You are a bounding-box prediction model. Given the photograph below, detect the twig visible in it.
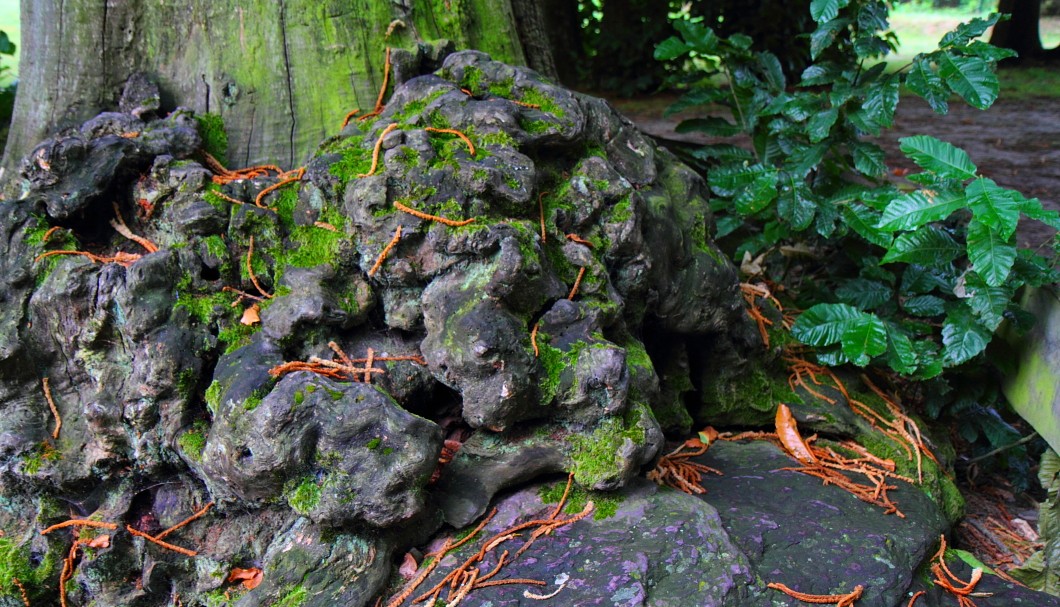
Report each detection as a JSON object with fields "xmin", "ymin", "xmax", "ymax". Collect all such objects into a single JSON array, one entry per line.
[
  {"xmin": 424, "ymin": 127, "xmax": 475, "ymax": 156},
  {"xmin": 967, "ymin": 431, "xmax": 1040, "ymax": 465},
  {"xmin": 155, "ymin": 502, "xmax": 214, "ymax": 540},
  {"xmin": 246, "ymin": 235, "xmax": 273, "ymax": 300},
  {"xmin": 368, "ymin": 225, "xmax": 402, "ymax": 277},
  {"xmin": 567, "ymin": 267, "xmax": 587, "ymax": 300},
  {"xmin": 360, "ymin": 123, "xmax": 399, "ymax": 177},
  {"xmin": 125, "ymin": 525, "xmax": 198, "ymax": 557},
  {"xmin": 393, "ymin": 200, "xmax": 475, "ymax": 227},
  {"xmin": 40, "ymin": 520, "xmax": 118, "ymax": 535},
  {"xmin": 42, "ymin": 378, "xmax": 61, "ymax": 439}
]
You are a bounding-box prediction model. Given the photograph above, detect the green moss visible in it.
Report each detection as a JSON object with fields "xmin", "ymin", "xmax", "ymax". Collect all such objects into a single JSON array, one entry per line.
[
  {"xmin": 460, "ymin": 66, "xmax": 484, "ymax": 92},
  {"xmin": 205, "ymin": 380, "xmax": 223, "ymax": 416},
  {"xmin": 518, "ymin": 116, "xmax": 553, "ymax": 136},
  {"xmin": 176, "ymin": 368, "xmax": 198, "ymax": 400},
  {"xmin": 477, "ymin": 130, "xmax": 518, "ymax": 148},
  {"xmin": 25, "ymin": 217, "xmax": 81, "ymax": 288},
  {"xmin": 366, "ymin": 437, "xmax": 382, "ymax": 450},
  {"xmin": 218, "ymin": 323, "xmax": 257, "ymax": 356},
  {"xmin": 569, "ymin": 404, "xmax": 648, "ymax": 487},
  {"xmin": 487, "ymin": 77, "xmax": 515, "ymax": 98},
  {"xmin": 0, "ymin": 535, "xmax": 60, "ymax": 601},
  {"xmin": 177, "ymin": 421, "xmax": 208, "ymax": 461},
  {"xmin": 293, "ymin": 390, "xmax": 305, "ymax": 406},
  {"xmin": 699, "ymin": 366, "xmax": 801, "ymax": 425},
  {"xmin": 195, "ymin": 113, "xmax": 229, "ymax": 164},
  {"xmin": 21, "ymin": 443, "xmax": 60, "ymax": 475},
  {"xmin": 609, "ymin": 194, "xmax": 634, "ymax": 224},
  {"xmin": 325, "ymin": 135, "xmax": 372, "ymax": 188},
  {"xmin": 243, "ymin": 395, "xmax": 263, "ymax": 412},
  {"xmin": 286, "ymin": 477, "xmax": 322, "ymax": 515},
  {"xmin": 520, "ymin": 88, "xmax": 566, "ymax": 118},
  {"xmin": 538, "ymin": 482, "xmax": 622, "ymax": 520},
  {"xmin": 275, "ymin": 584, "xmax": 308, "ymax": 607}
]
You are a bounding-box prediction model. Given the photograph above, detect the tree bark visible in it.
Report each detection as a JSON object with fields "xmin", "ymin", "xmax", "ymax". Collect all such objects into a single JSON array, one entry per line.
[
  {"xmin": 3, "ymin": 0, "xmax": 549, "ymax": 174},
  {"xmin": 990, "ymin": 0, "xmax": 1047, "ymax": 59}
]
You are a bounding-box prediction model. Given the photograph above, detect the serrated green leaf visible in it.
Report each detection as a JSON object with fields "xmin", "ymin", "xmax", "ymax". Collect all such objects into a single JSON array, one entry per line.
[
  {"xmin": 941, "ymin": 305, "xmax": 992, "ymax": 366},
  {"xmin": 937, "ymin": 53, "xmax": 999, "ymax": 110},
  {"xmin": 902, "ymin": 294, "xmax": 946, "ymax": 317},
  {"xmin": 886, "ymin": 326, "xmax": 919, "ymax": 375},
  {"xmin": 860, "ymin": 74, "xmax": 900, "ymax": 130},
  {"xmin": 905, "ymin": 55, "xmax": 950, "ymax": 114},
  {"xmin": 877, "ymin": 190, "xmax": 967, "ymax": 232},
  {"xmin": 815, "ymin": 197, "xmax": 840, "ymax": 238},
  {"xmin": 810, "ymin": 18, "xmax": 850, "ymax": 59},
  {"xmin": 654, "ymin": 37, "xmax": 691, "ymax": 61},
  {"xmin": 966, "ymin": 219, "xmax": 1017, "ymax": 287},
  {"xmin": 966, "ymin": 177, "xmax": 1020, "ymax": 239},
  {"xmin": 777, "ymin": 178, "xmax": 817, "ymax": 231},
  {"xmin": 785, "ymin": 142, "xmax": 828, "ymax": 177},
  {"xmin": 962, "ymin": 40, "xmax": 1018, "ymax": 62},
  {"xmin": 850, "ymin": 141, "xmax": 887, "ymax": 178},
  {"xmin": 840, "ymin": 314, "xmax": 889, "ymax": 366},
  {"xmin": 962, "ymin": 272, "xmax": 1013, "ymax": 331},
  {"xmin": 1018, "ymin": 197, "xmax": 1060, "ymax": 229},
  {"xmin": 758, "ymin": 52, "xmax": 786, "ymax": 91},
  {"xmin": 676, "ymin": 117, "xmax": 743, "ymax": 137},
  {"xmin": 806, "ymin": 107, "xmax": 839, "ymax": 143},
  {"xmin": 841, "ymin": 203, "xmax": 892, "ymax": 248},
  {"xmin": 939, "ymin": 14, "xmax": 1003, "ymax": 48},
  {"xmin": 810, "ymin": 0, "xmax": 850, "ymax": 23},
  {"xmin": 674, "ymin": 20, "xmax": 719, "ymax": 53},
  {"xmin": 791, "ymin": 303, "xmax": 866, "ymax": 347},
  {"xmin": 801, "ymin": 63, "xmax": 839, "ymax": 86},
  {"xmin": 714, "ymin": 215, "xmax": 744, "ymax": 239},
  {"xmin": 836, "ymin": 278, "xmax": 891, "ymax": 309},
  {"xmin": 709, "ymin": 164, "xmax": 778, "ymax": 215},
  {"xmin": 691, "ymin": 144, "xmax": 755, "ymax": 162},
  {"xmin": 899, "ymin": 135, "xmax": 977, "ymax": 180},
  {"xmin": 881, "ymin": 225, "xmax": 962, "ymax": 266}
]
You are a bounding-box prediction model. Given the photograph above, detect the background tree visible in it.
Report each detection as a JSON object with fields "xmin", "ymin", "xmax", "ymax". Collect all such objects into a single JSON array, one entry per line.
[
  {"xmin": 990, "ymin": 0, "xmax": 1060, "ymax": 59},
  {"xmin": 1, "ymin": 0, "xmax": 559, "ymax": 174}
]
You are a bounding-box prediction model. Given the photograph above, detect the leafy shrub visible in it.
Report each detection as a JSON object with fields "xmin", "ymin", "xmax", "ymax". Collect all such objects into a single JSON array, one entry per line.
[{"xmin": 657, "ymin": 1, "xmax": 1058, "ymax": 479}]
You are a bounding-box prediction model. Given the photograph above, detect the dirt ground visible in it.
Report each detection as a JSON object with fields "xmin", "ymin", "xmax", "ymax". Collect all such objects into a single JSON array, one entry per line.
[{"xmin": 611, "ymin": 94, "xmax": 1060, "ymax": 249}]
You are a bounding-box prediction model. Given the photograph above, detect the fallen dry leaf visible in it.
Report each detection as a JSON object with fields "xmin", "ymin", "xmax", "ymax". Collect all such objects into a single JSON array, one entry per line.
[
  {"xmin": 398, "ymin": 552, "xmax": 418, "ymax": 579},
  {"xmin": 84, "ymin": 534, "xmax": 111, "ymax": 549},
  {"xmin": 227, "ymin": 567, "xmax": 263, "ymax": 590},
  {"xmin": 240, "ymin": 304, "xmax": 261, "ymax": 326}
]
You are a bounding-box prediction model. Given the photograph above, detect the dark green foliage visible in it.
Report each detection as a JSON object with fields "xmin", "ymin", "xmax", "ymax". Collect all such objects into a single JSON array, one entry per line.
[
  {"xmin": 657, "ymin": 3, "xmax": 1058, "ymax": 478},
  {"xmin": 0, "ymin": 31, "xmax": 16, "ymax": 151}
]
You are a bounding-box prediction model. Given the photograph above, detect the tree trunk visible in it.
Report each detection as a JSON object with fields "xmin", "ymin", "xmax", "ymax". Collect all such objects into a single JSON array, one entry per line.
[
  {"xmin": 990, "ymin": 0, "xmax": 1046, "ymax": 59},
  {"xmin": 3, "ymin": 0, "xmax": 549, "ymax": 175}
]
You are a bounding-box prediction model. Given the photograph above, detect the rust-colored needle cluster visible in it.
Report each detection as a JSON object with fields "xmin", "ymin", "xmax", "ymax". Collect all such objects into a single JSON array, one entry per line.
[
  {"xmin": 269, "ymin": 342, "xmax": 425, "ymax": 384},
  {"xmin": 647, "ymin": 436, "xmax": 723, "ymax": 495}
]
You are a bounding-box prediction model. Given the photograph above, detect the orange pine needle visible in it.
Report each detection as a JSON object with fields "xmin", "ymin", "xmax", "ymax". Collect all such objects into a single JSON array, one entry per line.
[
  {"xmin": 34, "ymin": 250, "xmax": 141, "ymax": 267},
  {"xmin": 907, "ymin": 590, "xmax": 925, "ymax": 606},
  {"xmin": 368, "ymin": 225, "xmax": 402, "ymax": 276},
  {"xmin": 767, "ymin": 582, "xmax": 864, "ymax": 606},
  {"xmin": 11, "ymin": 577, "xmax": 28, "ymax": 607},
  {"xmin": 207, "ymin": 188, "xmax": 246, "ymax": 205},
  {"xmin": 360, "ymin": 123, "xmax": 399, "ymax": 178},
  {"xmin": 341, "ymin": 109, "xmax": 361, "ymax": 129},
  {"xmin": 565, "ymin": 233, "xmax": 593, "ymax": 247},
  {"xmin": 530, "ymin": 322, "xmax": 540, "ymax": 357},
  {"xmin": 567, "ymin": 267, "xmax": 587, "ymax": 300},
  {"xmin": 424, "ymin": 127, "xmax": 475, "ymax": 156},
  {"xmin": 358, "ymin": 47, "xmax": 392, "ymax": 121},
  {"xmin": 40, "ymin": 519, "xmax": 118, "ymax": 535},
  {"xmin": 393, "ymin": 200, "xmax": 475, "ymax": 227},
  {"xmin": 110, "ymin": 202, "xmax": 159, "ymax": 253},
  {"xmin": 125, "ymin": 525, "xmax": 197, "ymax": 557},
  {"xmin": 42, "ymin": 226, "xmax": 62, "ymax": 242},
  {"xmin": 255, "ymin": 167, "xmax": 305, "ymax": 208},
  {"xmin": 42, "ymin": 377, "xmax": 61, "ymax": 439},
  {"xmin": 246, "ymin": 235, "xmax": 273, "ymax": 300},
  {"xmin": 155, "ymin": 502, "xmax": 215, "ymax": 540},
  {"xmin": 538, "ymin": 192, "xmax": 549, "ymax": 242}
]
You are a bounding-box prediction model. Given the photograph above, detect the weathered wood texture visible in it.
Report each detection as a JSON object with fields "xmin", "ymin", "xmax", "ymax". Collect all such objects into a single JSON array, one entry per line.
[{"xmin": 4, "ymin": 0, "xmax": 543, "ymax": 173}]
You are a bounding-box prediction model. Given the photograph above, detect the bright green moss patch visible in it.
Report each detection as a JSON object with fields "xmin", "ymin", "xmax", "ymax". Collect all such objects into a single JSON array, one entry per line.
[
  {"xmin": 25, "ymin": 218, "xmax": 80, "ymax": 287},
  {"xmin": 538, "ymin": 481, "xmax": 621, "ymax": 520},
  {"xmin": 274, "ymin": 584, "xmax": 308, "ymax": 607},
  {"xmin": 0, "ymin": 535, "xmax": 60, "ymax": 601},
  {"xmin": 283, "ymin": 224, "xmax": 344, "ymax": 269},
  {"xmin": 177, "ymin": 421, "xmax": 208, "ymax": 461},
  {"xmin": 569, "ymin": 404, "xmax": 648, "ymax": 487},
  {"xmin": 459, "ymin": 66, "xmax": 484, "ymax": 92},
  {"xmin": 488, "ymin": 77, "xmax": 515, "ymax": 98},
  {"xmin": 324, "ymin": 135, "xmax": 372, "ymax": 188},
  {"xmin": 195, "ymin": 113, "xmax": 229, "ymax": 165},
  {"xmin": 205, "ymin": 380, "xmax": 223, "ymax": 416},
  {"xmin": 21, "ymin": 442, "xmax": 60, "ymax": 475},
  {"xmin": 366, "ymin": 437, "xmax": 382, "ymax": 450},
  {"xmin": 286, "ymin": 477, "xmax": 322, "ymax": 515}
]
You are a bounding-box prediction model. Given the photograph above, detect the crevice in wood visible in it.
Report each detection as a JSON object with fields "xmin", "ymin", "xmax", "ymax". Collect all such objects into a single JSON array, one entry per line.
[{"xmin": 278, "ymin": 0, "xmax": 297, "ymax": 168}]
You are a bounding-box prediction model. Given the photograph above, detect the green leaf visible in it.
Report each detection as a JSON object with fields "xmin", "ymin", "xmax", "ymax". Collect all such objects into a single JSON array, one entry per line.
[
  {"xmin": 785, "ymin": 142, "xmax": 828, "ymax": 177},
  {"xmin": 801, "ymin": 63, "xmax": 839, "ymax": 86},
  {"xmin": 841, "ymin": 314, "xmax": 889, "ymax": 366},
  {"xmin": 810, "ymin": 18, "xmax": 851, "ymax": 59},
  {"xmin": 810, "ymin": 0, "xmax": 850, "ymax": 23},
  {"xmin": 966, "ymin": 219, "xmax": 1017, "ymax": 287},
  {"xmin": 758, "ymin": 52, "xmax": 786, "ymax": 91},
  {"xmin": 676, "ymin": 117, "xmax": 743, "ymax": 137},
  {"xmin": 885, "ymin": 326, "xmax": 919, "ymax": 375},
  {"xmin": 898, "ymin": 135, "xmax": 977, "ymax": 181},
  {"xmin": 966, "ymin": 177, "xmax": 1020, "ymax": 240},
  {"xmin": 836, "ymin": 278, "xmax": 891, "ymax": 309},
  {"xmin": 709, "ymin": 164, "xmax": 778, "ymax": 215},
  {"xmin": 841, "ymin": 203, "xmax": 892, "ymax": 248},
  {"xmin": 877, "ymin": 190, "xmax": 967, "ymax": 232},
  {"xmin": 714, "ymin": 215, "xmax": 744, "ymax": 239},
  {"xmin": 665, "ymin": 88, "xmax": 728, "ymax": 116},
  {"xmin": 1017, "ymin": 197, "xmax": 1060, "ymax": 230},
  {"xmin": 902, "ymin": 264, "xmax": 957, "ymax": 294},
  {"xmin": 691, "ymin": 144, "xmax": 755, "ymax": 162},
  {"xmin": 905, "ymin": 56, "xmax": 950, "ymax": 114},
  {"xmin": 777, "ymin": 178, "xmax": 817, "ymax": 231},
  {"xmin": 881, "ymin": 225, "xmax": 962, "ymax": 266},
  {"xmin": 941, "ymin": 305, "xmax": 991, "ymax": 366},
  {"xmin": 806, "ymin": 107, "xmax": 838, "ymax": 143},
  {"xmin": 791, "ymin": 303, "xmax": 865, "ymax": 347},
  {"xmin": 962, "ymin": 40, "xmax": 1018, "ymax": 62},
  {"xmin": 939, "ymin": 14, "xmax": 1003, "ymax": 48},
  {"xmin": 654, "ymin": 37, "xmax": 691, "ymax": 61},
  {"xmin": 962, "ymin": 272, "xmax": 1013, "ymax": 331},
  {"xmin": 902, "ymin": 294, "xmax": 946, "ymax": 317},
  {"xmin": 674, "ymin": 20, "xmax": 719, "ymax": 53},
  {"xmin": 816, "ymin": 345, "xmax": 852, "ymax": 367},
  {"xmin": 937, "ymin": 53, "xmax": 999, "ymax": 110},
  {"xmin": 859, "ymin": 74, "xmax": 900, "ymax": 130},
  {"xmin": 850, "ymin": 141, "xmax": 887, "ymax": 178},
  {"xmin": 728, "ymin": 34, "xmax": 754, "ymax": 50}
]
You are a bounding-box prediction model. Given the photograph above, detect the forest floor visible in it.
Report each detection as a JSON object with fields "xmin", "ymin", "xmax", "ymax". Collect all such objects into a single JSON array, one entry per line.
[{"xmin": 611, "ymin": 88, "xmax": 1059, "ymax": 577}]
